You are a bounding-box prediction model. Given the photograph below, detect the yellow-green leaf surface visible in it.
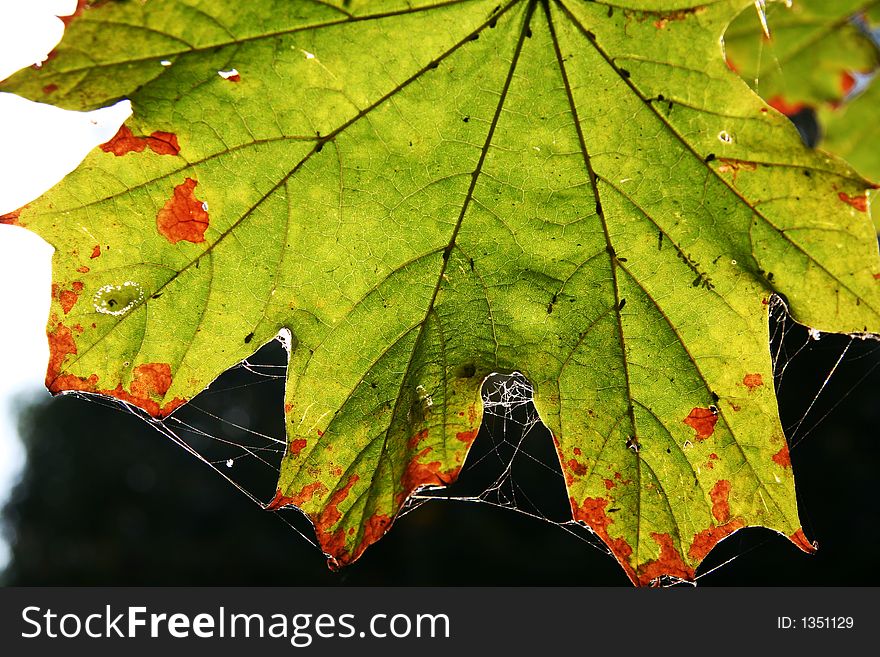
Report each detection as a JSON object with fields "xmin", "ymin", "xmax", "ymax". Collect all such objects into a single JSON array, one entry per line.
[
  {"xmin": 725, "ymin": 0, "xmax": 879, "ymax": 112},
  {"xmin": 4, "ymin": 0, "xmax": 880, "ymax": 585},
  {"xmin": 821, "ymin": 79, "xmax": 880, "ymax": 182}
]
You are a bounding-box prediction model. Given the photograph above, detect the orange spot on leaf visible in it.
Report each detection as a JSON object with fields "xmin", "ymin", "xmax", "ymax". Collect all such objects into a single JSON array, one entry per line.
[
  {"xmin": 289, "ymin": 438, "xmax": 307, "ymax": 457},
  {"xmin": 840, "ymin": 71, "xmax": 856, "ymax": 96},
  {"xmin": 455, "ymin": 429, "xmax": 478, "ymax": 446},
  {"xmin": 0, "ymin": 210, "xmax": 21, "ymax": 225},
  {"xmin": 790, "ymin": 528, "xmax": 817, "ymax": 554},
  {"xmin": 571, "ymin": 496, "xmax": 636, "ymax": 583},
  {"xmin": 838, "ymin": 192, "xmax": 868, "ymax": 212},
  {"xmin": 689, "ymin": 520, "xmax": 745, "ymax": 561},
  {"xmin": 100, "ymin": 124, "xmax": 180, "ymax": 156},
  {"xmin": 710, "ymin": 479, "xmax": 731, "ymax": 523},
  {"xmin": 156, "ymin": 178, "xmax": 210, "ymax": 244},
  {"xmin": 772, "ymin": 444, "xmax": 791, "ymax": 468},
  {"xmin": 637, "ymin": 533, "xmax": 695, "ymax": 585},
  {"xmin": 90, "ymin": 245, "xmax": 101, "ymax": 259},
  {"xmin": 684, "ymin": 407, "xmax": 717, "ymax": 440},
  {"xmin": 767, "ymin": 95, "xmax": 806, "ymax": 116},
  {"xmin": 743, "ymin": 373, "xmax": 763, "ymax": 390}
]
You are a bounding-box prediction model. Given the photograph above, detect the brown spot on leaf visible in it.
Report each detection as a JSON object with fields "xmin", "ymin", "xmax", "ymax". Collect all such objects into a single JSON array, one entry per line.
[
  {"xmin": 689, "ymin": 519, "xmax": 745, "ymax": 561},
  {"xmin": 743, "ymin": 373, "xmax": 763, "ymax": 390},
  {"xmin": 637, "ymin": 533, "xmax": 695, "ymax": 585},
  {"xmin": 717, "ymin": 158, "xmax": 757, "ymax": 183},
  {"xmin": 603, "ymin": 478, "xmax": 615, "ymax": 490},
  {"xmin": 90, "ymin": 245, "xmax": 101, "ymax": 258},
  {"xmin": 284, "ymin": 403, "xmax": 293, "ymax": 413},
  {"xmin": 790, "ymin": 528, "xmax": 817, "ymax": 554},
  {"xmin": 42, "ymin": 83, "xmax": 58, "ymax": 95},
  {"xmin": 77, "ymin": 266, "xmax": 90, "ymax": 273},
  {"xmin": 838, "ymin": 192, "xmax": 868, "ymax": 212},
  {"xmin": 710, "ymin": 479, "xmax": 731, "ymax": 523},
  {"xmin": 100, "ymin": 124, "xmax": 180, "ymax": 156},
  {"xmin": 772, "ymin": 444, "xmax": 791, "ymax": 468},
  {"xmin": 289, "ymin": 438, "xmax": 307, "ymax": 457},
  {"xmin": 157, "ymin": 178, "xmax": 210, "ymax": 244},
  {"xmin": 684, "ymin": 407, "xmax": 717, "ymax": 440}
]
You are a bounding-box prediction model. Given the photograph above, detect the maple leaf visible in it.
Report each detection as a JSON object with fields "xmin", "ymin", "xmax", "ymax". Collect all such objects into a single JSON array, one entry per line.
[{"xmin": 3, "ymin": 0, "xmax": 880, "ymax": 584}]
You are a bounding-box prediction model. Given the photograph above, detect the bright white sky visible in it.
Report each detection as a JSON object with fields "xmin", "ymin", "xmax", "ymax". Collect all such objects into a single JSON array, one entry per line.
[{"xmin": 0, "ymin": 0, "xmax": 130, "ymax": 570}]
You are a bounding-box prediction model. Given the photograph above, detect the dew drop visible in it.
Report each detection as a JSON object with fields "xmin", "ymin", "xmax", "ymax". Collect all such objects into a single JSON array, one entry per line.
[
  {"xmin": 718, "ymin": 130, "xmax": 733, "ymax": 144},
  {"xmin": 218, "ymin": 68, "xmax": 239, "ymax": 80},
  {"xmin": 808, "ymin": 328, "xmax": 822, "ymax": 341},
  {"xmin": 226, "ymin": 459, "xmax": 234, "ymax": 468},
  {"xmin": 160, "ymin": 60, "xmax": 172, "ymax": 67}
]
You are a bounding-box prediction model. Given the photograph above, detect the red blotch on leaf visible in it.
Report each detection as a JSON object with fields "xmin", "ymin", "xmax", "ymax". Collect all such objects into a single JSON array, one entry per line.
[
  {"xmin": 42, "ymin": 83, "xmax": 58, "ymax": 95},
  {"xmin": 455, "ymin": 429, "xmax": 478, "ymax": 446},
  {"xmin": 408, "ymin": 428, "xmax": 429, "ymax": 449},
  {"xmin": 401, "ymin": 447, "xmax": 445, "ymax": 494},
  {"xmin": 772, "ymin": 444, "xmax": 791, "ymax": 468},
  {"xmin": 790, "ymin": 528, "xmax": 817, "ymax": 554},
  {"xmin": 289, "ymin": 438, "xmax": 308, "ymax": 457},
  {"xmin": 571, "ymin": 496, "xmax": 636, "ymax": 583},
  {"xmin": 77, "ymin": 266, "xmax": 89, "ymax": 273},
  {"xmin": 45, "ymin": 336, "xmax": 185, "ymax": 417},
  {"xmin": 689, "ymin": 520, "xmax": 745, "ymax": 561},
  {"xmin": 603, "ymin": 478, "xmax": 615, "ymax": 491},
  {"xmin": 684, "ymin": 407, "xmax": 717, "ymax": 440},
  {"xmin": 838, "ymin": 192, "xmax": 868, "ymax": 212},
  {"xmin": 840, "ymin": 71, "xmax": 856, "ymax": 96},
  {"xmin": 767, "ymin": 95, "xmax": 806, "ymax": 116},
  {"xmin": 0, "ymin": 210, "xmax": 21, "ymax": 226},
  {"xmin": 90, "ymin": 245, "xmax": 101, "ymax": 258},
  {"xmin": 710, "ymin": 479, "xmax": 731, "ymax": 523},
  {"xmin": 743, "ymin": 373, "xmax": 763, "ymax": 390},
  {"xmin": 266, "ymin": 481, "xmax": 329, "ymax": 510},
  {"xmin": 637, "ymin": 533, "xmax": 695, "ymax": 586},
  {"xmin": 100, "ymin": 124, "xmax": 180, "ymax": 156},
  {"xmin": 156, "ymin": 178, "xmax": 210, "ymax": 244},
  {"xmin": 55, "ymin": 281, "xmax": 84, "ymax": 314}
]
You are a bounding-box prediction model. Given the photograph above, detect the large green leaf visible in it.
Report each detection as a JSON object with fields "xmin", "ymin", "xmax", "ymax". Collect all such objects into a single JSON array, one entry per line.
[
  {"xmin": 4, "ymin": 0, "xmax": 880, "ymax": 584},
  {"xmin": 821, "ymin": 80, "xmax": 880, "ymax": 181},
  {"xmin": 725, "ymin": 0, "xmax": 879, "ymax": 113}
]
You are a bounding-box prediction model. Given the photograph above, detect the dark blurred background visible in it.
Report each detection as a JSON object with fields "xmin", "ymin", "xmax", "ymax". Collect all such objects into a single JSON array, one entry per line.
[{"xmin": 1, "ymin": 299, "xmax": 878, "ymax": 586}]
